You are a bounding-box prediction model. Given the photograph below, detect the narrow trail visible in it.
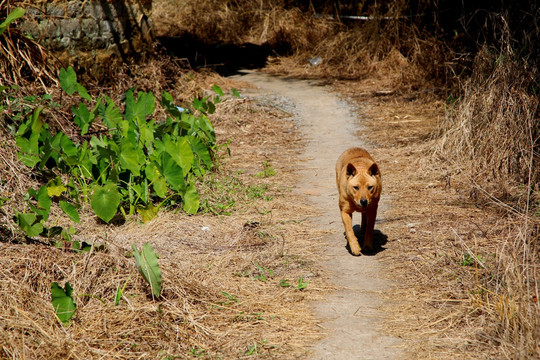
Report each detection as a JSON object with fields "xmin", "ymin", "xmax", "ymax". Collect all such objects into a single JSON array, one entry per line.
[{"xmin": 232, "ymin": 71, "xmax": 403, "ymax": 359}]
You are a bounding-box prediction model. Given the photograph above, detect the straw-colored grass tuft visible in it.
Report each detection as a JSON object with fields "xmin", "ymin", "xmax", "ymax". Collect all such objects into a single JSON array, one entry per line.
[{"xmin": 437, "ymin": 45, "xmax": 539, "ymax": 209}]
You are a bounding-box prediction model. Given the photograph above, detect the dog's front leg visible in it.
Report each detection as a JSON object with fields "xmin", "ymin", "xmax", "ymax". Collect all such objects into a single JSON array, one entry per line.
[
  {"xmin": 341, "ymin": 210, "xmax": 361, "ymax": 255},
  {"xmin": 360, "ymin": 212, "xmax": 367, "ymax": 236},
  {"xmin": 362, "ymin": 206, "xmax": 378, "ymax": 252}
]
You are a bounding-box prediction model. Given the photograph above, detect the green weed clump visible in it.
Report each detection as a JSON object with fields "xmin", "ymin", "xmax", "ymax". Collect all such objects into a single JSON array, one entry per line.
[{"xmin": 9, "ymin": 66, "xmax": 225, "ymax": 245}]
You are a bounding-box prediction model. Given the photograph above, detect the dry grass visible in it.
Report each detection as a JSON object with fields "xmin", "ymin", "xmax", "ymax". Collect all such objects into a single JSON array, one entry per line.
[
  {"xmin": 0, "ymin": 0, "xmax": 58, "ymax": 87},
  {"xmin": 335, "ymin": 77, "xmax": 539, "ymax": 359},
  {"xmin": 431, "ymin": 11, "xmax": 539, "ymax": 358},
  {"xmin": 153, "ymin": 0, "xmax": 446, "ymax": 90},
  {"xmin": 437, "ymin": 46, "xmax": 539, "ymax": 209},
  {"xmin": 0, "ymin": 63, "xmax": 330, "ymax": 358}
]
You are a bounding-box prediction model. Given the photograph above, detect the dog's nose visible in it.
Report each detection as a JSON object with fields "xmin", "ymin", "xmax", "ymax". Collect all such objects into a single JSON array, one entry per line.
[{"xmin": 359, "ymin": 199, "xmax": 368, "ymax": 207}]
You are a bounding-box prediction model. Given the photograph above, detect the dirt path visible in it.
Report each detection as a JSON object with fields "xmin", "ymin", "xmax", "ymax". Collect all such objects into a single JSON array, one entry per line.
[{"xmin": 232, "ymin": 71, "xmax": 403, "ymax": 359}]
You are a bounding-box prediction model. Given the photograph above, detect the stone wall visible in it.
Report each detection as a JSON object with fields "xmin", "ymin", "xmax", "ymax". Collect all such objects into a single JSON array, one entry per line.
[{"xmin": 18, "ymin": 0, "xmax": 153, "ymax": 58}]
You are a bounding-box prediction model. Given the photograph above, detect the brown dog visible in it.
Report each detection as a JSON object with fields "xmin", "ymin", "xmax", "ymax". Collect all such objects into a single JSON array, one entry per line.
[{"xmin": 336, "ymin": 147, "xmax": 382, "ymax": 255}]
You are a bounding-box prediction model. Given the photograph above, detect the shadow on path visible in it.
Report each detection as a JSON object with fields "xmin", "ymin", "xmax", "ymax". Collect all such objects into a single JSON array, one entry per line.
[{"xmin": 343, "ymin": 225, "xmax": 389, "ymax": 256}]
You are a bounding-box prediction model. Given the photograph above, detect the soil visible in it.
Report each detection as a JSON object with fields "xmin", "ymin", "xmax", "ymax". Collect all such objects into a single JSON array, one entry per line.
[{"xmin": 231, "ymin": 70, "xmax": 403, "ymax": 359}]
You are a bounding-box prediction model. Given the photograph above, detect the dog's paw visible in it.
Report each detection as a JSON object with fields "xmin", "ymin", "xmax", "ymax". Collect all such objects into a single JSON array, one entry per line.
[
  {"xmin": 362, "ymin": 240, "xmax": 374, "ymax": 254},
  {"xmin": 361, "ymin": 245, "xmax": 374, "ymax": 254},
  {"xmin": 349, "ymin": 243, "xmax": 362, "ymax": 256}
]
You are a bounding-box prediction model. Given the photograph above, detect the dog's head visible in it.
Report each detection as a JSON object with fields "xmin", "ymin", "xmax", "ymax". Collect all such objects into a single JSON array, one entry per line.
[{"xmin": 345, "ymin": 159, "xmax": 381, "ymax": 209}]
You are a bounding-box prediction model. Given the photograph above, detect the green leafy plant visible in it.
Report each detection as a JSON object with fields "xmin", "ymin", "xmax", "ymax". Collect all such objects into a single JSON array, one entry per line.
[
  {"xmin": 189, "ymin": 348, "xmax": 206, "ymax": 357},
  {"xmin": 295, "ymin": 277, "xmax": 309, "ymax": 290},
  {"xmin": 114, "ymin": 277, "xmax": 131, "ymax": 305},
  {"xmin": 0, "ymin": 7, "xmax": 25, "ymax": 35},
  {"xmin": 51, "ymin": 282, "xmax": 77, "ymax": 325},
  {"xmin": 221, "ymin": 291, "xmax": 239, "ymax": 304},
  {"xmin": 132, "ymin": 243, "xmax": 162, "ymax": 298},
  {"xmin": 279, "ymin": 279, "xmax": 291, "ymax": 287},
  {"xmin": 461, "ymin": 253, "xmax": 484, "ymax": 267},
  {"xmin": 244, "ymin": 340, "xmax": 273, "ymax": 356},
  {"xmin": 245, "ymin": 344, "xmax": 258, "ymax": 356},
  {"xmin": 254, "ymin": 263, "xmax": 274, "ymax": 282},
  {"xmin": 10, "ymin": 172, "xmax": 88, "ymax": 248},
  {"xmin": 255, "ymin": 161, "xmax": 276, "ymax": 178},
  {"xmin": 14, "ymin": 67, "xmax": 224, "ymax": 239}
]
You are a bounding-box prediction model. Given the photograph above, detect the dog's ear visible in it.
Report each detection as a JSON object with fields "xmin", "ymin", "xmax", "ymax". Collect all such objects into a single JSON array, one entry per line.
[
  {"xmin": 346, "ymin": 163, "xmax": 357, "ymax": 177},
  {"xmin": 368, "ymin": 162, "xmax": 380, "ymax": 177}
]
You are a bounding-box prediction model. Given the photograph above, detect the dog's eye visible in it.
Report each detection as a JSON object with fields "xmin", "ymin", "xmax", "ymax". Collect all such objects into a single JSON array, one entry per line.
[
  {"xmin": 353, "ymin": 186, "xmax": 359, "ymax": 191},
  {"xmin": 368, "ymin": 186, "xmax": 374, "ymax": 191}
]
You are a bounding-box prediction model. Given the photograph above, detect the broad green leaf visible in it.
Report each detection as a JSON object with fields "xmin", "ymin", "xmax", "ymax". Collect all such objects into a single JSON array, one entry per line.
[
  {"xmin": 195, "ymin": 115, "xmax": 216, "ymax": 143},
  {"xmin": 124, "ymin": 88, "xmax": 136, "ymax": 121},
  {"xmin": 47, "ymin": 177, "xmax": 67, "ymax": 197},
  {"xmin": 152, "ymin": 175, "xmax": 168, "ymax": 198},
  {"xmin": 59, "ymin": 67, "xmax": 77, "ymax": 95},
  {"xmin": 28, "ymin": 187, "xmax": 50, "ymax": 221},
  {"xmin": 51, "ymin": 282, "xmax": 77, "ymax": 325},
  {"xmin": 72, "ymin": 102, "xmax": 93, "ymax": 135},
  {"xmin": 28, "ymin": 203, "xmax": 49, "ymax": 222},
  {"xmin": 77, "ymin": 141, "xmax": 97, "ymax": 178},
  {"xmin": 16, "ymin": 106, "xmax": 44, "ymax": 168},
  {"xmin": 16, "ymin": 147, "xmax": 40, "ymax": 168},
  {"xmin": 132, "ymin": 243, "xmax": 162, "ymax": 298},
  {"xmin": 137, "ymin": 203, "xmax": 160, "ymax": 223},
  {"xmin": 160, "ymin": 152, "xmax": 184, "ymax": 191},
  {"xmin": 101, "ymin": 98, "xmax": 122, "ymax": 129},
  {"xmin": 146, "ymin": 163, "xmax": 167, "ymax": 198},
  {"xmin": 75, "ymin": 83, "xmax": 91, "ymax": 101},
  {"xmin": 206, "ymin": 100, "xmax": 216, "ymax": 114},
  {"xmin": 60, "ymin": 201, "xmax": 80, "ymax": 223},
  {"xmin": 90, "ymin": 183, "xmax": 122, "ymax": 223},
  {"xmin": 144, "ymin": 162, "xmax": 158, "ymax": 182},
  {"xmin": 37, "ymin": 133, "xmax": 55, "ymax": 170},
  {"xmin": 118, "ymin": 119, "xmax": 130, "ymax": 137},
  {"xmin": 15, "ymin": 212, "xmax": 43, "ymax": 237},
  {"xmin": 60, "ymin": 133, "xmax": 78, "ymax": 157},
  {"xmin": 164, "ymin": 137, "xmax": 193, "ymax": 172},
  {"xmin": 0, "ymin": 8, "xmax": 25, "ymax": 35},
  {"xmin": 188, "ymin": 136, "xmax": 213, "ymax": 170},
  {"xmin": 160, "ymin": 91, "xmax": 183, "ymax": 118},
  {"xmin": 212, "ymin": 84, "xmax": 224, "ymax": 97},
  {"xmin": 183, "ymin": 183, "xmax": 199, "ymax": 214},
  {"xmin": 192, "ymin": 98, "xmax": 203, "ymax": 112},
  {"xmin": 139, "ymin": 121, "xmax": 155, "ymax": 148},
  {"xmin": 30, "ymin": 106, "xmax": 44, "ymax": 134},
  {"xmin": 130, "ymin": 181, "xmax": 147, "ymax": 206},
  {"xmin": 44, "ymin": 226, "xmax": 63, "ymax": 239},
  {"xmin": 118, "ymin": 140, "xmax": 141, "ymax": 176},
  {"xmin": 137, "ymin": 91, "xmax": 155, "ymax": 118},
  {"xmin": 36, "ymin": 185, "xmax": 51, "ymax": 211}
]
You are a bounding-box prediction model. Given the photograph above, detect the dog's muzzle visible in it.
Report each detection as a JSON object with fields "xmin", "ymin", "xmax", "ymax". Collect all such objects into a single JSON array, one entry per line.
[{"xmin": 358, "ymin": 199, "xmax": 368, "ymax": 207}]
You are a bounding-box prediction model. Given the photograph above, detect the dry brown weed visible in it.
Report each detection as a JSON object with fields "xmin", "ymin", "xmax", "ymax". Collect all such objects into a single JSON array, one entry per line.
[
  {"xmin": 0, "ymin": 73, "xmax": 329, "ymax": 359},
  {"xmin": 336, "ymin": 78, "xmax": 539, "ymax": 359}
]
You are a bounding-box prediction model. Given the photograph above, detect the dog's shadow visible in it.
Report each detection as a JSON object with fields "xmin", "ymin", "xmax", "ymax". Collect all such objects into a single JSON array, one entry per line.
[{"xmin": 343, "ymin": 225, "xmax": 388, "ymax": 256}]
